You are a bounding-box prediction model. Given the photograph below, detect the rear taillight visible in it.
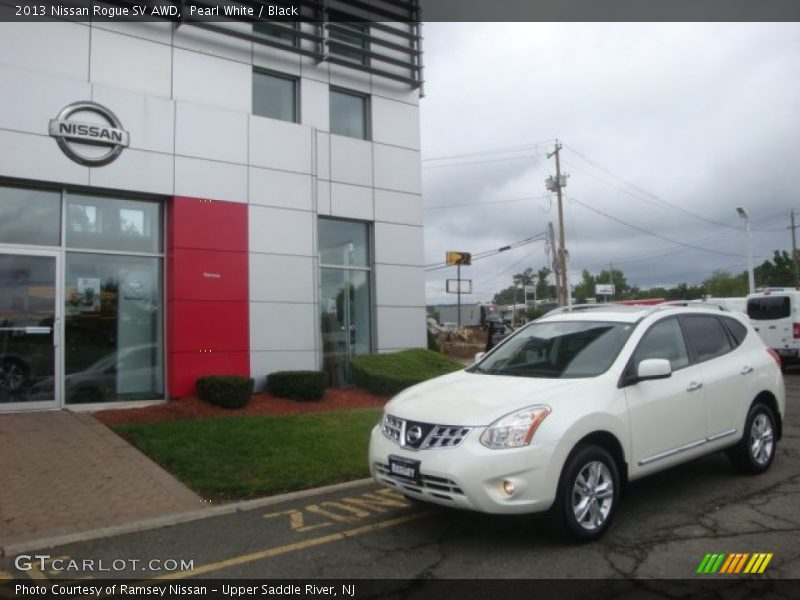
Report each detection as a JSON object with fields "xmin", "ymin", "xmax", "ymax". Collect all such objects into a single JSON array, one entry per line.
[
  {"xmin": 767, "ymin": 348, "xmax": 781, "ymax": 367},
  {"xmin": 794, "ymin": 323, "xmax": 800, "ymax": 339}
]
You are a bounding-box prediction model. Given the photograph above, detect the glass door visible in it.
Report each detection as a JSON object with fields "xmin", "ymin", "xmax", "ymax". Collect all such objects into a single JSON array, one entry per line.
[{"xmin": 0, "ymin": 250, "xmax": 60, "ymax": 410}]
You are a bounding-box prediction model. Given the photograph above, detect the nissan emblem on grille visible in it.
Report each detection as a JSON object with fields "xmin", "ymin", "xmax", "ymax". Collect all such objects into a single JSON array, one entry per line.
[{"xmin": 406, "ymin": 425, "xmax": 423, "ymax": 445}]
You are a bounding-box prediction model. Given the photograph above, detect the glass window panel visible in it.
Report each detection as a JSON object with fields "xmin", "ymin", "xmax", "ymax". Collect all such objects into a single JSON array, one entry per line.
[
  {"xmin": 635, "ymin": 318, "xmax": 689, "ymax": 371},
  {"xmin": 330, "ymin": 89, "xmax": 368, "ymax": 139},
  {"xmin": 0, "ymin": 254, "xmax": 56, "ymax": 403},
  {"xmin": 329, "ymin": 22, "xmax": 368, "ymax": 66},
  {"xmin": 681, "ymin": 315, "xmax": 733, "ymax": 363},
  {"xmin": 253, "ymin": 21, "xmax": 299, "ymax": 47},
  {"xmin": 66, "ymin": 194, "xmax": 161, "ymax": 253},
  {"xmin": 0, "ymin": 186, "xmax": 61, "ymax": 246},
  {"xmin": 318, "ymin": 219, "xmax": 369, "ymax": 267},
  {"xmin": 64, "ymin": 253, "xmax": 163, "ymax": 403},
  {"xmin": 253, "ymin": 70, "xmax": 298, "ymax": 123},
  {"xmin": 320, "ymin": 268, "xmax": 371, "ymax": 386}
]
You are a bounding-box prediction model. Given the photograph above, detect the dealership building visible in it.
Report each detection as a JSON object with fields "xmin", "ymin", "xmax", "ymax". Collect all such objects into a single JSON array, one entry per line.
[{"xmin": 0, "ymin": 5, "xmax": 426, "ymax": 411}]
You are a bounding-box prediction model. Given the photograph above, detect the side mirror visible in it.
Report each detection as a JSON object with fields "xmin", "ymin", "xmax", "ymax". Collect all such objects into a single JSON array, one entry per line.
[
  {"xmin": 636, "ymin": 358, "xmax": 672, "ymax": 381},
  {"xmin": 473, "ymin": 352, "xmax": 486, "ymax": 364}
]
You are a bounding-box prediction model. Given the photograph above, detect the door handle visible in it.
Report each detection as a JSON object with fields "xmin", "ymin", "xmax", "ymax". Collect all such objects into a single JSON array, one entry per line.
[
  {"xmin": 740, "ymin": 366, "xmax": 754, "ymax": 375},
  {"xmin": 767, "ymin": 325, "xmax": 776, "ymax": 330},
  {"xmin": 687, "ymin": 382, "xmax": 703, "ymax": 392}
]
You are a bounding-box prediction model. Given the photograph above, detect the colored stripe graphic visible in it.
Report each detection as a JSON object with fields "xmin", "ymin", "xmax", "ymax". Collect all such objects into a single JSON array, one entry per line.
[
  {"xmin": 697, "ymin": 553, "xmax": 727, "ymax": 573},
  {"xmin": 698, "ymin": 552, "xmax": 773, "ymax": 574}
]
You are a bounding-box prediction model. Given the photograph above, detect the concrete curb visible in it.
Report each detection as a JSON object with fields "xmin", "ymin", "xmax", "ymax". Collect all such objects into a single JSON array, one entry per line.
[{"xmin": 0, "ymin": 478, "xmax": 375, "ymax": 558}]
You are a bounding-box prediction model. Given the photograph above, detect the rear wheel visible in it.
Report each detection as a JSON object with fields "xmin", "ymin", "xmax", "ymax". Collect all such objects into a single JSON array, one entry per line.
[
  {"xmin": 727, "ymin": 403, "xmax": 777, "ymax": 474},
  {"xmin": 555, "ymin": 444, "xmax": 620, "ymax": 542}
]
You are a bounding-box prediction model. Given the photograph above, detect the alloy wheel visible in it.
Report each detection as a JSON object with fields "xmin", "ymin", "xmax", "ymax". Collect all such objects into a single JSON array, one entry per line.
[{"xmin": 571, "ymin": 460, "xmax": 614, "ymax": 531}]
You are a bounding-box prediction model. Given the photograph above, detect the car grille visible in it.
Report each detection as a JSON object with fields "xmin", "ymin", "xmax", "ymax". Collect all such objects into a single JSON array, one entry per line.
[
  {"xmin": 374, "ymin": 462, "xmax": 465, "ymax": 500},
  {"xmin": 382, "ymin": 414, "xmax": 471, "ymax": 450}
]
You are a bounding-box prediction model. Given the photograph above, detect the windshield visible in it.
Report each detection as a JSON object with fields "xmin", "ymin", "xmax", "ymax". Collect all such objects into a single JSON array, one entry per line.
[{"xmin": 472, "ymin": 320, "xmax": 634, "ymax": 378}]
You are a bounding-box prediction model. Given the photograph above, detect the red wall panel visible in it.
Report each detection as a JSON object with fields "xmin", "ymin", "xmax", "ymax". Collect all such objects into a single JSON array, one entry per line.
[
  {"xmin": 169, "ymin": 248, "xmax": 249, "ymax": 302},
  {"xmin": 169, "ymin": 301, "xmax": 248, "ymax": 353},
  {"xmin": 167, "ymin": 196, "xmax": 249, "ymax": 398},
  {"xmin": 169, "ymin": 197, "xmax": 248, "ymax": 252}
]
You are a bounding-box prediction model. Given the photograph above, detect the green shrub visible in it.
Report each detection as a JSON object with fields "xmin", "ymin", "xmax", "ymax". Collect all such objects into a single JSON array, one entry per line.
[
  {"xmin": 350, "ymin": 349, "xmax": 463, "ymax": 396},
  {"xmin": 266, "ymin": 370, "xmax": 328, "ymax": 402},
  {"xmin": 196, "ymin": 375, "xmax": 254, "ymax": 409}
]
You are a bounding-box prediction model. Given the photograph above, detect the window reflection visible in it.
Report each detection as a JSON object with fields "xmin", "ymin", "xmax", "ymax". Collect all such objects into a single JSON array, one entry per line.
[
  {"xmin": 330, "ymin": 89, "xmax": 368, "ymax": 140},
  {"xmin": 0, "ymin": 186, "xmax": 61, "ymax": 246},
  {"xmin": 318, "ymin": 219, "xmax": 371, "ymax": 386},
  {"xmin": 65, "ymin": 254, "xmax": 163, "ymax": 403},
  {"xmin": 66, "ymin": 194, "xmax": 161, "ymax": 253}
]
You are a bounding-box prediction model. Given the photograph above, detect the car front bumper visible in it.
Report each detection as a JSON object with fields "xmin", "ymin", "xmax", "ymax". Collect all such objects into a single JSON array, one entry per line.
[{"xmin": 368, "ymin": 425, "xmax": 560, "ymax": 515}]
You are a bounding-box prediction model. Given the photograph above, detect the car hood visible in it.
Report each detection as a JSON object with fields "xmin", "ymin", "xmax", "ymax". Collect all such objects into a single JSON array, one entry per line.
[{"xmin": 385, "ymin": 369, "xmax": 594, "ymax": 426}]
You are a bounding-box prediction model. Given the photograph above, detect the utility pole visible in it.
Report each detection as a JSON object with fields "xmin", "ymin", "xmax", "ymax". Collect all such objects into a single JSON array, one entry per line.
[
  {"xmin": 792, "ymin": 210, "xmax": 800, "ymax": 290},
  {"xmin": 546, "ymin": 141, "xmax": 568, "ymax": 306},
  {"xmin": 547, "ymin": 222, "xmax": 560, "ymax": 302}
]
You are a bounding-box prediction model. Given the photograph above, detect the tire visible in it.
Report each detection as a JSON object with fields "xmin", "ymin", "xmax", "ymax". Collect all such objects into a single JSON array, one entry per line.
[
  {"xmin": 727, "ymin": 403, "xmax": 777, "ymax": 475},
  {"xmin": 554, "ymin": 444, "xmax": 620, "ymax": 542}
]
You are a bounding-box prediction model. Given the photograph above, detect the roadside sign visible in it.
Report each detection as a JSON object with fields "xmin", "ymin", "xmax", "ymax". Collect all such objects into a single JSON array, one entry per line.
[
  {"xmin": 447, "ymin": 279, "xmax": 472, "ymax": 293},
  {"xmin": 446, "ymin": 251, "xmax": 472, "ymax": 266},
  {"xmin": 596, "ymin": 284, "xmax": 615, "ymax": 296}
]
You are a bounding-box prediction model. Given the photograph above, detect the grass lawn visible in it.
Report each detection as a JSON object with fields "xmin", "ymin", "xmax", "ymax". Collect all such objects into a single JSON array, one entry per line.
[{"xmin": 113, "ymin": 408, "xmax": 382, "ymax": 501}]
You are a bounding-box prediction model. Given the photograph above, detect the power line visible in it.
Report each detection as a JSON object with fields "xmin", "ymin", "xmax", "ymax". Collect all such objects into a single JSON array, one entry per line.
[
  {"xmin": 563, "ymin": 143, "xmax": 740, "ymax": 230},
  {"xmin": 424, "ymin": 234, "xmax": 546, "ymax": 271},
  {"xmin": 422, "ymin": 154, "xmax": 539, "ymax": 170},
  {"xmin": 475, "ymin": 244, "xmax": 545, "ymax": 290},
  {"xmin": 425, "ymin": 194, "xmax": 550, "ymax": 210},
  {"xmin": 422, "ymin": 144, "xmax": 538, "ymax": 162},
  {"xmin": 568, "ymin": 195, "xmax": 744, "ymax": 258}
]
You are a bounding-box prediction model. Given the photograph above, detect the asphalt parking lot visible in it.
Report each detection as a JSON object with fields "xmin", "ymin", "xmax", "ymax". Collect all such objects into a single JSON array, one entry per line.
[{"xmin": 2, "ymin": 372, "xmax": 798, "ymax": 581}]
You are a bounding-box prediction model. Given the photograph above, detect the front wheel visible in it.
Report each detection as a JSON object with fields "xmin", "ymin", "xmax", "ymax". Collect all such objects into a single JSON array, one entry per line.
[
  {"xmin": 555, "ymin": 444, "xmax": 620, "ymax": 542},
  {"xmin": 727, "ymin": 403, "xmax": 777, "ymax": 474}
]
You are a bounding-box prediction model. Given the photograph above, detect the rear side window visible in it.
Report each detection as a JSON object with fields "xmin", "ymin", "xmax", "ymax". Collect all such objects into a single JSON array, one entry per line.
[
  {"xmin": 681, "ymin": 315, "xmax": 732, "ymax": 363},
  {"xmin": 721, "ymin": 316, "xmax": 748, "ymax": 348},
  {"xmin": 747, "ymin": 296, "xmax": 790, "ymax": 320}
]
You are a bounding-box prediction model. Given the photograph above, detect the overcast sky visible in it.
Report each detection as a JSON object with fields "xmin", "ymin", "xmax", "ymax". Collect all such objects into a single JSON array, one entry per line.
[{"xmin": 419, "ymin": 22, "xmax": 800, "ymax": 305}]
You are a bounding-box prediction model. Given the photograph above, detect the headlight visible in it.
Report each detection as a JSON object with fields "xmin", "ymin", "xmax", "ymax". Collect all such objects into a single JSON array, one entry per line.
[{"xmin": 480, "ymin": 405, "xmax": 551, "ymax": 449}]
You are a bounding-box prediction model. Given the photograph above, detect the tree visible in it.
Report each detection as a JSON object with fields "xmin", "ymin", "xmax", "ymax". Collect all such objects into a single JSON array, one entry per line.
[
  {"xmin": 536, "ymin": 267, "xmax": 553, "ymax": 301},
  {"xmin": 512, "ymin": 268, "xmax": 535, "ymax": 288},
  {"xmin": 703, "ymin": 270, "xmax": 747, "ymax": 297},
  {"xmin": 493, "ymin": 266, "xmax": 554, "ymax": 306},
  {"xmin": 572, "ymin": 268, "xmax": 630, "ymax": 301},
  {"xmin": 573, "ymin": 269, "xmax": 596, "ymax": 303},
  {"xmin": 755, "ymin": 250, "xmax": 794, "ymax": 287},
  {"xmin": 492, "ymin": 285, "xmax": 517, "ymax": 306}
]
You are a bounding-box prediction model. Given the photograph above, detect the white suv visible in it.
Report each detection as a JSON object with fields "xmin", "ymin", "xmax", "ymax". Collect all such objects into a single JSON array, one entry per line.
[{"xmin": 368, "ymin": 305, "xmax": 785, "ymax": 541}]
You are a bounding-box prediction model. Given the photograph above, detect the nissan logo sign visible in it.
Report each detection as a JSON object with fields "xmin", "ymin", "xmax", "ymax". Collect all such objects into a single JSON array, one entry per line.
[
  {"xmin": 406, "ymin": 426, "xmax": 423, "ymax": 445},
  {"xmin": 49, "ymin": 101, "xmax": 129, "ymax": 166}
]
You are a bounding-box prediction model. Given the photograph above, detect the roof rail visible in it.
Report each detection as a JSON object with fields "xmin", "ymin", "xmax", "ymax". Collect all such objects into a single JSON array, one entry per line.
[
  {"xmin": 545, "ymin": 303, "xmax": 620, "ymax": 316},
  {"xmin": 641, "ymin": 300, "xmax": 725, "ymax": 319}
]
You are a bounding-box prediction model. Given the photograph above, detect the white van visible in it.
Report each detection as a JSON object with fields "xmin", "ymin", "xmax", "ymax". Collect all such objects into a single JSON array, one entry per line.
[{"xmin": 747, "ymin": 288, "xmax": 800, "ymax": 364}]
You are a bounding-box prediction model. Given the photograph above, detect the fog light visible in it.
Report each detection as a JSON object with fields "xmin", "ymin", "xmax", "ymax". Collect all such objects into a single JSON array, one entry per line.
[{"xmin": 503, "ymin": 480, "xmax": 515, "ymax": 496}]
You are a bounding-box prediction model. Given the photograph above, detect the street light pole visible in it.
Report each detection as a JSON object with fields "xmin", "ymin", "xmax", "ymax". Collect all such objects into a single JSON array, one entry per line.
[{"xmin": 736, "ymin": 206, "xmax": 755, "ymax": 294}]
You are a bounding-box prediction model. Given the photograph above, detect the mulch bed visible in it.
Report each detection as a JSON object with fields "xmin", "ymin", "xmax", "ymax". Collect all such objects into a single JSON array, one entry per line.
[{"xmin": 93, "ymin": 388, "xmax": 389, "ymax": 427}]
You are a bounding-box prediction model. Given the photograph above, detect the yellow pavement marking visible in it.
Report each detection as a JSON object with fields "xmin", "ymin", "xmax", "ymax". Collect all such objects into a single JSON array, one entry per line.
[{"xmin": 156, "ymin": 510, "xmax": 433, "ymax": 580}]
